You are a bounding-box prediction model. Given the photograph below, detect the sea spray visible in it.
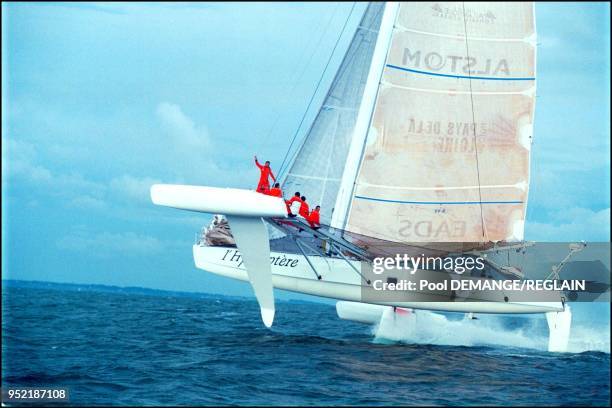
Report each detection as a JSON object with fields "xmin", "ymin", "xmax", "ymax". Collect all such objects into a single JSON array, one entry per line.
[
  {"xmin": 372, "ymin": 309, "xmax": 545, "ymax": 349},
  {"xmin": 372, "ymin": 308, "xmax": 611, "ymax": 353},
  {"xmin": 567, "ymin": 324, "xmax": 611, "ymax": 354}
]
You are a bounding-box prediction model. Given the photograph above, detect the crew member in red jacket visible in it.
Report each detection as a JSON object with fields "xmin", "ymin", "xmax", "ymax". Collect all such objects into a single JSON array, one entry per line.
[
  {"xmin": 254, "ymin": 155, "xmax": 276, "ymax": 194},
  {"xmin": 286, "ymin": 192, "xmax": 302, "ymax": 217},
  {"xmin": 269, "ymin": 183, "xmax": 283, "ymax": 197},
  {"xmin": 308, "ymin": 205, "xmax": 321, "ymax": 230},
  {"xmin": 298, "ymin": 196, "xmax": 310, "ymax": 219}
]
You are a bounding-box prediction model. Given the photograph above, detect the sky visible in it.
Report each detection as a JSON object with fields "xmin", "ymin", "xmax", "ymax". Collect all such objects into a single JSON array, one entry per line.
[{"xmin": 2, "ymin": 2, "xmax": 610, "ymax": 300}]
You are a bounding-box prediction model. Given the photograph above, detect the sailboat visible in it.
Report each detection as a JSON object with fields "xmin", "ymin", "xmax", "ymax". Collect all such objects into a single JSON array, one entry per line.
[{"xmin": 150, "ymin": 2, "xmax": 574, "ymax": 352}]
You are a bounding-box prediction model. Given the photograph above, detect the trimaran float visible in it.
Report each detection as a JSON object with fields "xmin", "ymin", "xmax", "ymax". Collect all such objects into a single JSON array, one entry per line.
[{"xmin": 150, "ymin": 2, "xmax": 577, "ymax": 352}]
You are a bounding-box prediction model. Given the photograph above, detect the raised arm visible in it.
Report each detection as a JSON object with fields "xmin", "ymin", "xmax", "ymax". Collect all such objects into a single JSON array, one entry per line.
[{"xmin": 254, "ymin": 156, "xmax": 263, "ymax": 169}]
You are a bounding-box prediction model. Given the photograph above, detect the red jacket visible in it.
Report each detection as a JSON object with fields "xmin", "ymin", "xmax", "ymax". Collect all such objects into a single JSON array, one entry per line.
[
  {"xmin": 299, "ymin": 201, "xmax": 310, "ymax": 218},
  {"xmin": 255, "ymin": 159, "xmax": 275, "ymax": 185},
  {"xmin": 308, "ymin": 209, "xmax": 320, "ymax": 227},
  {"xmin": 269, "ymin": 187, "xmax": 283, "ymax": 197},
  {"xmin": 286, "ymin": 196, "xmax": 302, "ymax": 215},
  {"xmin": 286, "ymin": 196, "xmax": 302, "ymax": 206}
]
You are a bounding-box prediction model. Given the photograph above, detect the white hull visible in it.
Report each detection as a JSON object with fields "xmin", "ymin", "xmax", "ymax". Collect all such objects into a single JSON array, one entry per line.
[{"xmin": 193, "ymin": 245, "xmax": 563, "ymax": 314}]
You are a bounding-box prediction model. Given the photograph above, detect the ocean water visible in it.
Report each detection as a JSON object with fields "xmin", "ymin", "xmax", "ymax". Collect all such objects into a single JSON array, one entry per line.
[{"xmin": 2, "ymin": 282, "xmax": 610, "ymax": 406}]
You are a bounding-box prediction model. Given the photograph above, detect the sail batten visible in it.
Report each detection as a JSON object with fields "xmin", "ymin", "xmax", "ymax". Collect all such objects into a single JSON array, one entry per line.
[{"xmin": 393, "ymin": 25, "xmax": 536, "ymax": 43}]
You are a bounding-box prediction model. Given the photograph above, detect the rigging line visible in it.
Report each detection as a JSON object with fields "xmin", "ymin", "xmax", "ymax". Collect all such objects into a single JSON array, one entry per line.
[
  {"xmin": 279, "ymin": 30, "xmax": 366, "ymax": 187},
  {"xmin": 279, "ymin": 22, "xmax": 372, "ymax": 184},
  {"xmin": 278, "ymin": 3, "xmax": 382, "ymax": 184},
  {"xmin": 261, "ymin": 3, "xmax": 341, "ymax": 147},
  {"xmin": 321, "ymin": 4, "xmax": 384, "ymax": 97},
  {"xmin": 277, "ymin": 2, "xmax": 357, "ymax": 180},
  {"xmin": 461, "ymin": 2, "xmax": 487, "ymax": 241},
  {"xmin": 286, "ymin": 4, "xmax": 342, "ymax": 96}
]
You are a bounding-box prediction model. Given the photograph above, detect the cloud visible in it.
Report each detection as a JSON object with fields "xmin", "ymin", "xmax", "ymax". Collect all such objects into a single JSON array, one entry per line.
[
  {"xmin": 156, "ymin": 102, "xmax": 210, "ymax": 150},
  {"xmin": 153, "ymin": 102, "xmax": 238, "ymax": 186},
  {"xmin": 526, "ymin": 207, "xmax": 610, "ymax": 241},
  {"xmin": 68, "ymin": 195, "xmax": 107, "ymax": 211},
  {"xmin": 54, "ymin": 173, "xmax": 106, "ymax": 197},
  {"xmin": 2, "ymin": 137, "xmax": 106, "ymax": 196},
  {"xmin": 3, "ymin": 135, "xmax": 197, "ymax": 216},
  {"xmin": 2, "ymin": 138, "xmax": 53, "ymax": 183},
  {"xmin": 110, "ymin": 174, "xmax": 162, "ymax": 203},
  {"xmin": 3, "ymin": 138, "xmax": 158, "ymax": 209},
  {"xmin": 57, "ymin": 227, "xmax": 168, "ymax": 256},
  {"xmin": 528, "ymin": 165, "xmax": 610, "ymax": 213}
]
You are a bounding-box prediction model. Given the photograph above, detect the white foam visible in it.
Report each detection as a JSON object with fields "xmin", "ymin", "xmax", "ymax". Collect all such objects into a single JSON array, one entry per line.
[
  {"xmin": 566, "ymin": 325, "xmax": 611, "ymax": 354},
  {"xmin": 372, "ymin": 309, "xmax": 610, "ymax": 354}
]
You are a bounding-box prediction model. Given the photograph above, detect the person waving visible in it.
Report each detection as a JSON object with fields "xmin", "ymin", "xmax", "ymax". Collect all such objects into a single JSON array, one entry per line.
[{"xmin": 254, "ymin": 155, "xmax": 276, "ymax": 194}]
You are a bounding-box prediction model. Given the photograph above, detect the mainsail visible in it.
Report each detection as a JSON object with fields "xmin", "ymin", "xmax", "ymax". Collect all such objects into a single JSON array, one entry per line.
[
  {"xmin": 282, "ymin": 2, "xmax": 385, "ymax": 224},
  {"xmin": 335, "ymin": 2, "xmax": 536, "ymax": 246}
]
